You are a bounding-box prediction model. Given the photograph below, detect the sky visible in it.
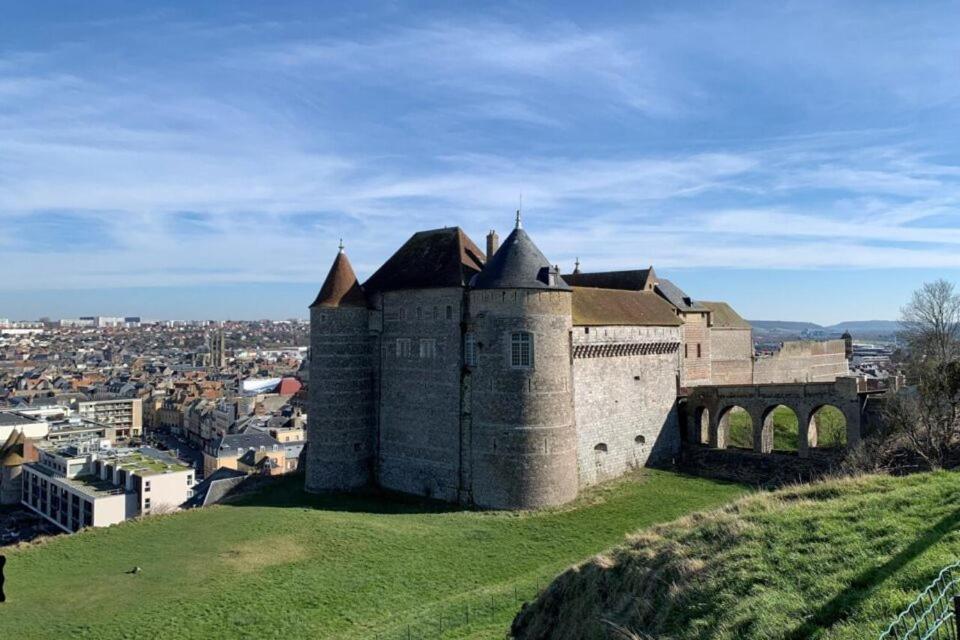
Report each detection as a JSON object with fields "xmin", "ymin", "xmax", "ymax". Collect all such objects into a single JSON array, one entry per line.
[{"xmin": 2, "ymin": 1, "xmax": 960, "ymax": 324}]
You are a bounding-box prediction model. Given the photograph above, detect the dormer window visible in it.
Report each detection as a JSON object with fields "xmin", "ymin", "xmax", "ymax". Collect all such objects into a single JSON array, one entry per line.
[{"xmin": 510, "ymin": 332, "xmax": 533, "ymax": 369}]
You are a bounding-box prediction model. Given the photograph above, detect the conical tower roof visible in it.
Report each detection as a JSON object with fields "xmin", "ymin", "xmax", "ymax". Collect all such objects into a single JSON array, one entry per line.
[
  {"xmin": 310, "ymin": 247, "xmax": 366, "ymax": 308},
  {"xmin": 470, "ymin": 227, "xmax": 570, "ymax": 291}
]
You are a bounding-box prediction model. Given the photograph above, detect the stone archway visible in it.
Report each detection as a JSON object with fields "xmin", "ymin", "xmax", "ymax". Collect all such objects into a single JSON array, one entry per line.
[
  {"xmin": 761, "ymin": 404, "xmax": 800, "ymax": 453},
  {"xmin": 717, "ymin": 405, "xmax": 753, "ymax": 451},
  {"xmin": 806, "ymin": 405, "xmax": 848, "ymax": 449}
]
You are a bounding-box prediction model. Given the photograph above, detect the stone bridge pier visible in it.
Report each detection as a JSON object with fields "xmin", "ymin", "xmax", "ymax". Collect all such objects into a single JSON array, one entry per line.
[{"xmin": 684, "ymin": 377, "xmax": 864, "ymax": 458}]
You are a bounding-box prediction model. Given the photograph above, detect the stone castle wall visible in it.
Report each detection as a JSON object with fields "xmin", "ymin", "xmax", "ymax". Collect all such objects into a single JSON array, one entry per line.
[
  {"xmin": 571, "ymin": 325, "xmax": 681, "ymax": 487},
  {"xmin": 468, "ymin": 289, "xmax": 578, "ymax": 509},
  {"xmin": 754, "ymin": 339, "xmax": 848, "ymax": 384},
  {"xmin": 680, "ymin": 312, "xmax": 711, "ymax": 386},
  {"xmin": 375, "ymin": 288, "xmax": 465, "ymax": 502},
  {"xmin": 306, "ymin": 305, "xmax": 375, "ymax": 492},
  {"xmin": 709, "ymin": 327, "xmax": 754, "ymax": 385}
]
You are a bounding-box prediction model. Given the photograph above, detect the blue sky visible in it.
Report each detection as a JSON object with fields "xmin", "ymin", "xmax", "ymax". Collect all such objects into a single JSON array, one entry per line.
[{"xmin": 2, "ymin": 1, "xmax": 960, "ymax": 323}]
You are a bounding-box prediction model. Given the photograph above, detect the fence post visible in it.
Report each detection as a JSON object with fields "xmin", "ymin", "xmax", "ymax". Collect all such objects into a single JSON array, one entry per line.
[{"xmin": 953, "ymin": 595, "xmax": 960, "ymax": 638}]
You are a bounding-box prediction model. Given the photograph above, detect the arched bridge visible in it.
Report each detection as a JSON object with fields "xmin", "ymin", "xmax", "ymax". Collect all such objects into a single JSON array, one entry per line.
[{"xmin": 683, "ymin": 377, "xmax": 873, "ymax": 458}]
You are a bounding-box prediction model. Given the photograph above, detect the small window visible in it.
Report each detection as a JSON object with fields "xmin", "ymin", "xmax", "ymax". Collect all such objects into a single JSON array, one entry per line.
[
  {"xmin": 635, "ymin": 435, "xmax": 646, "ymax": 444},
  {"xmin": 433, "ymin": 307, "xmax": 439, "ymax": 320},
  {"xmin": 446, "ymin": 305, "xmax": 453, "ymax": 320},
  {"xmin": 511, "ymin": 332, "xmax": 533, "ymax": 368},
  {"xmin": 396, "ymin": 338, "xmax": 412, "ymax": 357},
  {"xmin": 697, "ymin": 343, "xmax": 702, "ymax": 358},
  {"xmin": 144, "ymin": 498, "xmax": 151, "ymax": 509},
  {"xmin": 684, "ymin": 344, "xmax": 689, "ymax": 359},
  {"xmin": 464, "ymin": 333, "xmax": 477, "ymax": 367},
  {"xmin": 419, "ymin": 338, "xmax": 437, "ymax": 359},
  {"xmin": 144, "ymin": 481, "xmax": 151, "ymax": 492},
  {"xmin": 594, "ymin": 443, "xmax": 608, "ymax": 453}
]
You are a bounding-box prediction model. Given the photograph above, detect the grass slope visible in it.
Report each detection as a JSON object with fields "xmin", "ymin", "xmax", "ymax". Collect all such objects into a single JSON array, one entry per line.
[
  {"xmin": 0, "ymin": 470, "xmax": 744, "ymax": 640},
  {"xmin": 511, "ymin": 471, "xmax": 960, "ymax": 640}
]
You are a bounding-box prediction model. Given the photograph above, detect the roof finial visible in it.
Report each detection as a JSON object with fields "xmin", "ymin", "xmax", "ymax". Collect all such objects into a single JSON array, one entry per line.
[
  {"xmin": 338, "ymin": 238, "xmax": 344, "ymax": 253},
  {"xmin": 574, "ymin": 257, "xmax": 581, "ymax": 274},
  {"xmin": 515, "ymin": 192, "xmax": 523, "ymax": 229}
]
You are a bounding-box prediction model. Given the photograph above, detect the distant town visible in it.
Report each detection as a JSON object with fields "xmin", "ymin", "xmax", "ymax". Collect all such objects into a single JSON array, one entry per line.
[{"xmin": 0, "ymin": 317, "xmax": 309, "ymax": 544}]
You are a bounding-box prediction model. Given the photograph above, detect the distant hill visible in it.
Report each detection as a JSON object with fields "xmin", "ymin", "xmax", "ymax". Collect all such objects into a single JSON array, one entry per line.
[
  {"xmin": 749, "ymin": 320, "xmax": 822, "ymax": 332},
  {"xmin": 747, "ymin": 319, "xmax": 900, "ymax": 339}
]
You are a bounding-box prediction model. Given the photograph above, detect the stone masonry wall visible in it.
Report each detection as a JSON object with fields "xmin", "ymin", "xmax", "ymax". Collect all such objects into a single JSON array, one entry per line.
[
  {"xmin": 376, "ymin": 288, "xmax": 465, "ymax": 502},
  {"xmin": 306, "ymin": 305, "xmax": 375, "ymax": 492},
  {"xmin": 710, "ymin": 327, "xmax": 754, "ymax": 385},
  {"xmin": 680, "ymin": 312, "xmax": 711, "ymax": 387},
  {"xmin": 754, "ymin": 339, "xmax": 849, "ymax": 384},
  {"xmin": 572, "ymin": 325, "xmax": 681, "ymax": 488},
  {"xmin": 468, "ymin": 289, "xmax": 578, "ymax": 509}
]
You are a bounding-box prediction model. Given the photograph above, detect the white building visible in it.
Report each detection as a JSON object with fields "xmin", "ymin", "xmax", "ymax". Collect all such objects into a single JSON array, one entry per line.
[{"xmin": 22, "ymin": 441, "xmax": 195, "ymax": 533}]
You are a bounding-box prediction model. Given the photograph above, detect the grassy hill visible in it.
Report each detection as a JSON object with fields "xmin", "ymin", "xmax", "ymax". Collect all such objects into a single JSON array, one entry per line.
[
  {"xmin": 0, "ymin": 470, "xmax": 744, "ymax": 640},
  {"xmin": 511, "ymin": 471, "xmax": 960, "ymax": 640}
]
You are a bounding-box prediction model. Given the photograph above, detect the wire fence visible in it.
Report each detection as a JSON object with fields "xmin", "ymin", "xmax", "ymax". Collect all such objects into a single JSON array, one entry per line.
[
  {"xmin": 879, "ymin": 561, "xmax": 960, "ymax": 640},
  {"xmin": 369, "ymin": 573, "xmax": 554, "ymax": 640}
]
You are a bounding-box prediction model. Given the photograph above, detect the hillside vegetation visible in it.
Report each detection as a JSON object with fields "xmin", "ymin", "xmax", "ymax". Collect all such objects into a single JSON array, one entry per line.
[
  {"xmin": 511, "ymin": 471, "xmax": 960, "ymax": 640},
  {"xmin": 0, "ymin": 470, "xmax": 743, "ymax": 640}
]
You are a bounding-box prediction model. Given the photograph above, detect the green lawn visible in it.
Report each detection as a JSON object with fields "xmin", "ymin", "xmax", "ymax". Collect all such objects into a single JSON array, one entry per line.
[
  {"xmin": 727, "ymin": 405, "xmax": 847, "ymax": 451},
  {"xmin": 0, "ymin": 469, "xmax": 745, "ymax": 640},
  {"xmin": 512, "ymin": 471, "xmax": 960, "ymax": 640}
]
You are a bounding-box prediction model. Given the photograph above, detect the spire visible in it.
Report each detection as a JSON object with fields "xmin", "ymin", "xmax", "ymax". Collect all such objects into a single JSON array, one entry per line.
[
  {"xmin": 573, "ymin": 257, "xmax": 581, "ymax": 274},
  {"xmin": 515, "ymin": 209, "xmax": 522, "ymax": 229},
  {"xmin": 310, "ymin": 247, "xmax": 366, "ymax": 308},
  {"xmin": 338, "ymin": 238, "xmax": 344, "ymax": 253}
]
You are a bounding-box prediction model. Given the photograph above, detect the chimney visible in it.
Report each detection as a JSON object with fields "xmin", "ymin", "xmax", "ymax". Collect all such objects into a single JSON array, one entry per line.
[{"xmin": 486, "ymin": 230, "xmax": 499, "ymax": 261}]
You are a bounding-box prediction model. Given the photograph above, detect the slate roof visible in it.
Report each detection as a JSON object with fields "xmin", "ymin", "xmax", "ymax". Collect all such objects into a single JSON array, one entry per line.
[
  {"xmin": 655, "ymin": 279, "xmax": 709, "ymax": 313},
  {"xmin": 471, "ymin": 228, "xmax": 570, "ymax": 291},
  {"xmin": 363, "ymin": 227, "xmax": 485, "ymax": 293},
  {"xmin": 572, "ymin": 288, "xmax": 682, "ymax": 327},
  {"xmin": 211, "ymin": 431, "xmax": 280, "ymax": 455},
  {"xmin": 699, "ymin": 301, "xmax": 751, "ymax": 329},
  {"xmin": 562, "ymin": 269, "xmax": 656, "ymax": 291},
  {"xmin": 310, "ymin": 250, "xmax": 366, "ymax": 308}
]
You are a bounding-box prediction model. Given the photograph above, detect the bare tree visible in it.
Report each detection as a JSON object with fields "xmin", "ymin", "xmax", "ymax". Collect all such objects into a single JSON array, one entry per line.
[
  {"xmin": 900, "ymin": 279, "xmax": 960, "ymax": 363},
  {"xmin": 885, "ymin": 280, "xmax": 960, "ymax": 468}
]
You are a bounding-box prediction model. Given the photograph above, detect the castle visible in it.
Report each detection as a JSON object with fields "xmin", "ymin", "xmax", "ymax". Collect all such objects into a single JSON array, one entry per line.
[{"xmin": 306, "ymin": 216, "xmax": 849, "ymax": 509}]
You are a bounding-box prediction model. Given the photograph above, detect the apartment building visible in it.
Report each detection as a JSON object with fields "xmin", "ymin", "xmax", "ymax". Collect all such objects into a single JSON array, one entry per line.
[
  {"xmin": 77, "ymin": 398, "xmax": 143, "ymax": 439},
  {"xmin": 21, "ymin": 441, "xmax": 194, "ymax": 533}
]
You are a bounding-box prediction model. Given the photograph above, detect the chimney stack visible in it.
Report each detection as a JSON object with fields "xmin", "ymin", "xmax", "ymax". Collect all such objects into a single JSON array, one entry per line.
[{"xmin": 486, "ymin": 230, "xmax": 499, "ymax": 262}]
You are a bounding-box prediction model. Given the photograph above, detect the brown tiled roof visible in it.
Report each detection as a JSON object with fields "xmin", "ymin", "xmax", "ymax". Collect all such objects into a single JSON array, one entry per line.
[
  {"xmin": 363, "ymin": 227, "xmax": 485, "ymax": 293},
  {"xmin": 699, "ymin": 301, "xmax": 751, "ymax": 329},
  {"xmin": 310, "ymin": 251, "xmax": 366, "ymax": 308},
  {"xmin": 562, "ymin": 268, "xmax": 656, "ymax": 291},
  {"xmin": 572, "ymin": 287, "xmax": 682, "ymax": 327}
]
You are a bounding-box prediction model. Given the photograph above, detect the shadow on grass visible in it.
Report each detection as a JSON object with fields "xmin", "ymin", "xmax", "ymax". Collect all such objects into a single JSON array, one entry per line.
[
  {"xmin": 787, "ymin": 506, "xmax": 960, "ymax": 640},
  {"xmin": 222, "ymin": 474, "xmax": 461, "ymax": 515}
]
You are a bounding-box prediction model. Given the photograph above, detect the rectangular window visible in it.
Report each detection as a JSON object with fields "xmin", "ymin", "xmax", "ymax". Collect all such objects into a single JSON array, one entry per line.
[
  {"xmin": 395, "ymin": 338, "xmax": 412, "ymax": 357},
  {"xmin": 419, "ymin": 338, "xmax": 437, "ymax": 359},
  {"xmin": 511, "ymin": 332, "xmax": 533, "ymax": 368},
  {"xmin": 144, "ymin": 498, "xmax": 151, "ymax": 509},
  {"xmin": 446, "ymin": 305, "xmax": 453, "ymax": 320},
  {"xmin": 684, "ymin": 344, "xmax": 689, "ymax": 359},
  {"xmin": 697, "ymin": 343, "xmax": 702, "ymax": 358},
  {"xmin": 144, "ymin": 481, "xmax": 151, "ymax": 492},
  {"xmin": 433, "ymin": 307, "xmax": 439, "ymax": 320},
  {"xmin": 464, "ymin": 333, "xmax": 477, "ymax": 367}
]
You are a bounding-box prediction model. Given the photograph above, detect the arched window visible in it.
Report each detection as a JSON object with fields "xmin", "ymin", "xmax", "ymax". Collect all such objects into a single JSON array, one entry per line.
[
  {"xmin": 511, "ymin": 332, "xmax": 533, "ymax": 368},
  {"xmin": 594, "ymin": 443, "xmax": 608, "ymax": 453},
  {"xmin": 634, "ymin": 435, "xmax": 646, "ymax": 445}
]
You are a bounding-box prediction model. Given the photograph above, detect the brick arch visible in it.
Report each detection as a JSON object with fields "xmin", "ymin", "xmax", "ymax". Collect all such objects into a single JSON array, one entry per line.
[
  {"xmin": 715, "ymin": 404, "xmax": 754, "ymax": 451},
  {"xmin": 803, "ymin": 403, "xmax": 850, "ymax": 453},
  {"xmin": 760, "ymin": 403, "xmax": 802, "ymax": 453}
]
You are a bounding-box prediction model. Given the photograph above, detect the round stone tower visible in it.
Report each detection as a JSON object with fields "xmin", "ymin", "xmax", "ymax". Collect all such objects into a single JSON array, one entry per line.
[
  {"xmin": 305, "ymin": 242, "xmax": 375, "ymax": 493},
  {"xmin": 467, "ymin": 214, "xmax": 578, "ymax": 509}
]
